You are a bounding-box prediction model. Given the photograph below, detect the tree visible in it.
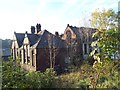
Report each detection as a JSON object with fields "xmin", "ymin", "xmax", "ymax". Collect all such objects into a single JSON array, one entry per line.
[
  {"xmin": 89, "ymin": 9, "xmax": 119, "ymax": 89},
  {"xmin": 48, "ymin": 34, "xmax": 61, "ymax": 69},
  {"xmin": 90, "ymin": 9, "xmax": 119, "ymax": 61}
]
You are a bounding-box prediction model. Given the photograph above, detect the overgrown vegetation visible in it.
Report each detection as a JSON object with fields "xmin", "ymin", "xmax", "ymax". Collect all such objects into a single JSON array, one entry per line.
[
  {"xmin": 1, "ymin": 9, "xmax": 120, "ymax": 89},
  {"xmin": 2, "ymin": 57, "xmax": 56, "ymax": 88},
  {"xmin": 54, "ymin": 60, "xmax": 120, "ymax": 89},
  {"xmin": 2, "ymin": 57, "xmax": 119, "ymax": 89}
]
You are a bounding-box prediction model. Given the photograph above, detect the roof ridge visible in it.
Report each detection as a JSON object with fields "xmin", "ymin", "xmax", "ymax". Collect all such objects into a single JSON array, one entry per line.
[
  {"xmin": 69, "ymin": 25, "xmax": 95, "ymax": 30},
  {"xmin": 14, "ymin": 32, "xmax": 25, "ymax": 34}
]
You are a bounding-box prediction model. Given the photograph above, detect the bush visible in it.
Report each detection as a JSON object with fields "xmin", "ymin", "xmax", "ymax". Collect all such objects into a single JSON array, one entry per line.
[
  {"xmin": 55, "ymin": 60, "xmax": 120, "ymax": 89},
  {"xmin": 2, "ymin": 57, "xmax": 119, "ymax": 89},
  {"xmin": 95, "ymin": 60, "xmax": 120, "ymax": 89},
  {"xmin": 2, "ymin": 58, "xmax": 56, "ymax": 88}
]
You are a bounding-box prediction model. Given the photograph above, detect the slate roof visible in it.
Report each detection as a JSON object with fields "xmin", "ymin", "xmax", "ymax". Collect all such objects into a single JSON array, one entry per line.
[
  {"xmin": 14, "ymin": 30, "xmax": 66, "ymax": 49},
  {"xmin": 68, "ymin": 25, "xmax": 96, "ymax": 42},
  {"xmin": 14, "ymin": 33, "xmax": 25, "ymax": 47},
  {"xmin": 53, "ymin": 35, "xmax": 66, "ymax": 48},
  {"xmin": 14, "ymin": 32, "xmax": 42, "ymax": 47},
  {"xmin": 36, "ymin": 30, "xmax": 66, "ymax": 48},
  {"xmin": 27, "ymin": 34, "xmax": 40, "ymax": 46}
]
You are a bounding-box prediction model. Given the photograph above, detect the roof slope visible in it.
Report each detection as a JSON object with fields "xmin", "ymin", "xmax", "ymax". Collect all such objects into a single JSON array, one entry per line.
[
  {"xmin": 27, "ymin": 34, "xmax": 40, "ymax": 46},
  {"xmin": 68, "ymin": 26, "xmax": 95, "ymax": 42},
  {"xmin": 36, "ymin": 30, "xmax": 66, "ymax": 48},
  {"xmin": 14, "ymin": 33, "xmax": 25, "ymax": 47},
  {"xmin": 14, "ymin": 30, "xmax": 66, "ymax": 49}
]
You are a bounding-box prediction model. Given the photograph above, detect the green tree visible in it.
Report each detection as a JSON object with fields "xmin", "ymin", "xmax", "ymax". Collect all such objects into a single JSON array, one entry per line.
[
  {"xmin": 89, "ymin": 9, "xmax": 120, "ymax": 89},
  {"xmin": 90, "ymin": 9, "xmax": 119, "ymax": 61}
]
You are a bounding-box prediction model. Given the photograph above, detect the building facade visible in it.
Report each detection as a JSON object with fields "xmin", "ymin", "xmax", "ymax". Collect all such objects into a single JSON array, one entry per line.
[
  {"xmin": 12, "ymin": 23, "xmax": 96, "ymax": 72},
  {"xmin": 12, "ymin": 24, "xmax": 66, "ymax": 72},
  {"xmin": 62, "ymin": 24, "xmax": 96, "ymax": 65}
]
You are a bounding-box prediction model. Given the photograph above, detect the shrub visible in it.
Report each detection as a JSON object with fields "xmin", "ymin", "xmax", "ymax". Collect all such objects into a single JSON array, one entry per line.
[{"xmin": 2, "ymin": 58, "xmax": 56, "ymax": 88}]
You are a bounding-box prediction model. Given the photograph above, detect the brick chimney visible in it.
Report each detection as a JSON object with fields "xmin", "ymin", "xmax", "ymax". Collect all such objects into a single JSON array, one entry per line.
[
  {"xmin": 55, "ymin": 31, "xmax": 59, "ymax": 37},
  {"xmin": 67, "ymin": 24, "xmax": 69, "ymax": 27},
  {"xmin": 31, "ymin": 26, "xmax": 35, "ymax": 34},
  {"xmin": 36, "ymin": 23, "xmax": 41, "ymax": 33}
]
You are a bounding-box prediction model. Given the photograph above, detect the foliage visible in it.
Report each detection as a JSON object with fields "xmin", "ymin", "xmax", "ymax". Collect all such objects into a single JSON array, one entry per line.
[
  {"xmin": 2, "ymin": 58, "xmax": 27, "ymax": 88},
  {"xmin": 25, "ymin": 68, "xmax": 55, "ymax": 88},
  {"xmin": 89, "ymin": 9, "xmax": 120, "ymax": 89},
  {"xmin": 2, "ymin": 57, "xmax": 56, "ymax": 88},
  {"xmin": 54, "ymin": 60, "xmax": 120, "ymax": 89},
  {"xmin": 67, "ymin": 65, "xmax": 78, "ymax": 72},
  {"xmin": 90, "ymin": 9, "xmax": 117, "ymax": 30},
  {"xmin": 1, "ymin": 56, "xmax": 119, "ymax": 89},
  {"xmin": 2, "ymin": 8, "xmax": 120, "ymax": 89},
  {"xmin": 90, "ymin": 9, "xmax": 119, "ymax": 61}
]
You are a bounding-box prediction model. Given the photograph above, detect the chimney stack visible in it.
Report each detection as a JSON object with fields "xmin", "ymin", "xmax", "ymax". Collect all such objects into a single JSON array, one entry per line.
[
  {"xmin": 31, "ymin": 26, "xmax": 35, "ymax": 34},
  {"xmin": 67, "ymin": 24, "xmax": 69, "ymax": 27},
  {"xmin": 60, "ymin": 34, "xmax": 63, "ymax": 38},
  {"xmin": 36, "ymin": 23, "xmax": 41, "ymax": 33},
  {"xmin": 55, "ymin": 31, "xmax": 59, "ymax": 37}
]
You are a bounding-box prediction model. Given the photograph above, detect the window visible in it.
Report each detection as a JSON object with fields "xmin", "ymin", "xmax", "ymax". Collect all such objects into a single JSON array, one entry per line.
[
  {"xmin": 20, "ymin": 50, "xmax": 21, "ymax": 61},
  {"xmin": 27, "ymin": 45, "xmax": 30, "ymax": 64},
  {"xmin": 32, "ymin": 50, "xmax": 35, "ymax": 66},
  {"xmin": 84, "ymin": 44, "xmax": 87, "ymax": 54},
  {"xmin": 66, "ymin": 31, "xmax": 71, "ymax": 44},
  {"xmin": 23, "ymin": 49, "xmax": 25, "ymax": 63},
  {"xmin": 89, "ymin": 44, "xmax": 92, "ymax": 53},
  {"xmin": 88, "ymin": 35, "xmax": 91, "ymax": 42},
  {"xmin": 28, "ymin": 56, "xmax": 30, "ymax": 63}
]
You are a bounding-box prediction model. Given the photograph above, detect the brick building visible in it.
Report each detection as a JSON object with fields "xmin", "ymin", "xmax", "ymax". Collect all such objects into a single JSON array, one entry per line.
[
  {"xmin": 62, "ymin": 24, "xmax": 95, "ymax": 65},
  {"xmin": 12, "ymin": 23, "xmax": 96, "ymax": 71},
  {"xmin": 12, "ymin": 24, "xmax": 66, "ymax": 72}
]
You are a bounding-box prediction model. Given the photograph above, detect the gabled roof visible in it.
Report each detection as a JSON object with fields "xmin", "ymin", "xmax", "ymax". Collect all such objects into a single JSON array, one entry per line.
[
  {"xmin": 69, "ymin": 26, "xmax": 95, "ymax": 36},
  {"xmin": 14, "ymin": 29, "xmax": 66, "ymax": 49},
  {"xmin": 36, "ymin": 30, "xmax": 66, "ymax": 48},
  {"xmin": 14, "ymin": 32, "xmax": 25, "ymax": 47},
  {"xmin": 67, "ymin": 25, "xmax": 96, "ymax": 41},
  {"xmin": 14, "ymin": 31, "xmax": 44, "ymax": 48},
  {"xmin": 27, "ymin": 34, "xmax": 40, "ymax": 46}
]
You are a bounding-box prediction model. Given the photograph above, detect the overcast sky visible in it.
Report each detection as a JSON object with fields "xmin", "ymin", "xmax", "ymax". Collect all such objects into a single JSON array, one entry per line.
[{"xmin": 0, "ymin": 0, "xmax": 119, "ymax": 39}]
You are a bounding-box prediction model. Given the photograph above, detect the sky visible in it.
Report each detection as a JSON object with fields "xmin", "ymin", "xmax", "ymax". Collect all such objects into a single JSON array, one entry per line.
[{"xmin": 0, "ymin": 0, "xmax": 119, "ymax": 39}]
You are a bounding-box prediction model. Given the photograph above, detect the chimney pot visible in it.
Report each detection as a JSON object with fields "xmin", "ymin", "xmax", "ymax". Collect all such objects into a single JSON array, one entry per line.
[
  {"xmin": 36, "ymin": 23, "xmax": 41, "ymax": 33},
  {"xmin": 67, "ymin": 24, "xmax": 69, "ymax": 26},
  {"xmin": 31, "ymin": 26, "xmax": 35, "ymax": 34},
  {"xmin": 25, "ymin": 31, "xmax": 28, "ymax": 34},
  {"xmin": 55, "ymin": 31, "xmax": 59, "ymax": 36}
]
